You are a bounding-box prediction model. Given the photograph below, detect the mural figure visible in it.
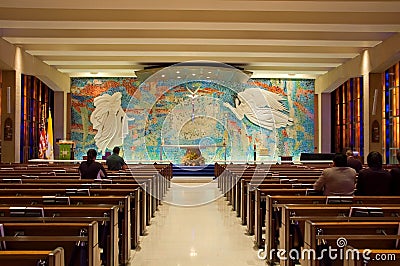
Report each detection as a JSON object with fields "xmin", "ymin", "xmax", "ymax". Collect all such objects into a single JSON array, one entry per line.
[
  {"xmin": 223, "ymin": 88, "xmax": 293, "ymax": 130},
  {"xmin": 90, "ymin": 92, "xmax": 129, "ymax": 153}
]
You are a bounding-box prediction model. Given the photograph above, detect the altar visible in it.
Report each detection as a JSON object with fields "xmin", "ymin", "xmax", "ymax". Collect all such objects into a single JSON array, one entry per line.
[{"xmin": 160, "ymin": 144, "xmax": 226, "ymax": 165}]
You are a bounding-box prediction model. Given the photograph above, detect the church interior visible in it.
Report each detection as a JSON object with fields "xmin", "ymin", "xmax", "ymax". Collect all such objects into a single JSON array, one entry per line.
[{"xmin": 0, "ymin": 0, "xmax": 400, "ymax": 265}]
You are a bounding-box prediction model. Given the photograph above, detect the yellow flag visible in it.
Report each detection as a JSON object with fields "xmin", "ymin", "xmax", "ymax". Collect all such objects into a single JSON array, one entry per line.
[{"xmin": 46, "ymin": 111, "xmax": 54, "ymax": 160}]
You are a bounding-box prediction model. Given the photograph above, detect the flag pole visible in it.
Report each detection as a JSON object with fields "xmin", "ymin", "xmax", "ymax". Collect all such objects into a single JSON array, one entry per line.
[
  {"xmin": 39, "ymin": 104, "xmax": 47, "ymax": 159},
  {"xmin": 46, "ymin": 109, "xmax": 54, "ymax": 160}
]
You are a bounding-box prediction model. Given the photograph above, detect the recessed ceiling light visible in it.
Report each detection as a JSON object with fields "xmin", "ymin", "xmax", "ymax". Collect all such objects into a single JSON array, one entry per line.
[
  {"xmin": 161, "ymin": 74, "xmax": 165, "ymax": 77},
  {"xmin": 177, "ymin": 76, "xmax": 181, "ymax": 79},
  {"xmin": 208, "ymin": 71, "xmax": 212, "ymax": 74},
  {"xmin": 176, "ymin": 71, "xmax": 180, "ymax": 74},
  {"xmin": 192, "ymin": 73, "xmax": 196, "ymax": 76},
  {"xmin": 206, "ymin": 76, "xmax": 210, "ymax": 79}
]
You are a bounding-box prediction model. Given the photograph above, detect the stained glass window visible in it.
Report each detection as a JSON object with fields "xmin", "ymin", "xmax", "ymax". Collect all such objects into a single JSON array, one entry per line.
[
  {"xmin": 20, "ymin": 75, "xmax": 54, "ymax": 163},
  {"xmin": 332, "ymin": 77, "xmax": 364, "ymax": 156},
  {"xmin": 383, "ymin": 62, "xmax": 400, "ymax": 164}
]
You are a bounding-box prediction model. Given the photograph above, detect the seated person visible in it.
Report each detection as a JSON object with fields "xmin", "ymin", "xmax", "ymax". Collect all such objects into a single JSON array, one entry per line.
[
  {"xmin": 106, "ymin": 146, "xmax": 128, "ymax": 171},
  {"xmin": 346, "ymin": 149, "xmax": 363, "ymax": 173},
  {"xmin": 313, "ymin": 153, "xmax": 356, "ymax": 195},
  {"xmin": 356, "ymin": 151, "xmax": 392, "ymax": 195},
  {"xmin": 390, "ymin": 150, "xmax": 400, "ymax": 195},
  {"xmin": 79, "ymin": 149, "xmax": 107, "ymax": 179}
]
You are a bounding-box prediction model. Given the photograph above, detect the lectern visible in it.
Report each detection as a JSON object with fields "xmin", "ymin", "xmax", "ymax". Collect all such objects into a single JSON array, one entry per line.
[{"xmin": 57, "ymin": 140, "xmax": 75, "ymax": 160}]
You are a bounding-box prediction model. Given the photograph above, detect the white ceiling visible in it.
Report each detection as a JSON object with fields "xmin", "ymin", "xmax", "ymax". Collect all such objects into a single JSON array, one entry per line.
[{"xmin": 1, "ymin": 0, "xmax": 400, "ymax": 79}]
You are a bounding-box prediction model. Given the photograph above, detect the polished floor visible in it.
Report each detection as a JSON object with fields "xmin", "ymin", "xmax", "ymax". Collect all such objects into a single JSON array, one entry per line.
[{"xmin": 130, "ymin": 181, "xmax": 265, "ymax": 266}]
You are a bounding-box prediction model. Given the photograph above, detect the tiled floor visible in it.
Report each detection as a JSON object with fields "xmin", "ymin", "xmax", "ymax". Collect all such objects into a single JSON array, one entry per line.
[{"xmin": 129, "ymin": 181, "xmax": 265, "ymax": 266}]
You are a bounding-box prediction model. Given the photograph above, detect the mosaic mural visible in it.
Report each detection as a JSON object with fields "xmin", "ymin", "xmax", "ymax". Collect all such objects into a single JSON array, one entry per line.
[{"xmin": 70, "ymin": 74, "xmax": 314, "ymax": 163}]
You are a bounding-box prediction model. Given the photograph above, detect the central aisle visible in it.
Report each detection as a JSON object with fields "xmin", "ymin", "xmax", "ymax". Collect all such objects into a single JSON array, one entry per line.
[{"xmin": 130, "ymin": 182, "xmax": 265, "ymax": 266}]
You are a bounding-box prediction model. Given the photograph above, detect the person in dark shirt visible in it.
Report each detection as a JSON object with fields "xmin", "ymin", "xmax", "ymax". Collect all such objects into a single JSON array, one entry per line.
[
  {"xmin": 346, "ymin": 150, "xmax": 363, "ymax": 173},
  {"xmin": 390, "ymin": 151, "xmax": 400, "ymax": 195},
  {"xmin": 356, "ymin": 151, "xmax": 392, "ymax": 196},
  {"xmin": 106, "ymin": 147, "xmax": 128, "ymax": 171},
  {"xmin": 78, "ymin": 149, "xmax": 107, "ymax": 179}
]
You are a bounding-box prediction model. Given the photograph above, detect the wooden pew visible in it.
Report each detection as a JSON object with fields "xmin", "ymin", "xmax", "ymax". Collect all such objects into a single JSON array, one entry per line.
[
  {"xmin": 232, "ymin": 173, "xmax": 271, "ymax": 211},
  {"xmin": 110, "ymin": 164, "xmax": 172, "ymax": 210},
  {"xmin": 279, "ymin": 205, "xmax": 400, "ymax": 266},
  {"xmin": 252, "ymin": 188, "xmax": 308, "ymax": 241},
  {"xmin": 240, "ymin": 180, "xmax": 315, "ymax": 225},
  {"xmin": 214, "ymin": 163, "xmax": 226, "ymax": 179},
  {"xmin": 218, "ymin": 164, "xmax": 251, "ymax": 201},
  {"xmin": 0, "ymin": 247, "xmax": 64, "ymax": 266},
  {"xmin": 270, "ymin": 171, "xmax": 322, "ymax": 177},
  {"xmin": 0, "ymin": 176, "xmax": 157, "ymax": 226},
  {"xmin": 0, "ymin": 187, "xmax": 147, "ymax": 225},
  {"xmin": 0, "ymin": 163, "xmax": 171, "ymax": 203},
  {"xmin": 218, "ymin": 163, "xmax": 323, "ymax": 200},
  {"xmin": 0, "ymin": 189, "xmax": 140, "ymax": 264},
  {"xmin": 220, "ymin": 163, "xmax": 269, "ymax": 208},
  {"xmin": 1, "ymin": 174, "xmax": 162, "ymax": 221},
  {"xmin": 0, "ymin": 205, "xmax": 119, "ymax": 266},
  {"xmin": 3, "ymin": 178, "xmax": 147, "ymax": 187},
  {"xmin": 303, "ymin": 221, "xmax": 400, "ymax": 266},
  {"xmin": 0, "ymin": 183, "xmax": 143, "ymax": 190},
  {"xmin": 218, "ymin": 163, "xmax": 319, "ymax": 221},
  {"xmin": 0, "ymin": 194, "xmax": 139, "ymax": 241},
  {"xmin": 216, "ymin": 163, "xmax": 325, "ymax": 250},
  {"xmin": 2, "ymin": 162, "xmax": 172, "ymax": 207},
  {"xmin": 0, "ymin": 222, "xmax": 100, "ymax": 266},
  {"xmin": 344, "ymin": 247, "xmax": 400, "ymax": 266},
  {"xmin": 124, "ymin": 170, "xmax": 168, "ymax": 208},
  {"xmin": 264, "ymin": 196, "xmax": 400, "ymax": 259},
  {"xmin": 0, "ymin": 162, "xmax": 171, "ymax": 174}
]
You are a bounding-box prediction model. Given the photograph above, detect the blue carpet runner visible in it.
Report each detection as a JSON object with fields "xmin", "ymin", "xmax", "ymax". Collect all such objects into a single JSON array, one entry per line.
[{"xmin": 172, "ymin": 164, "xmax": 215, "ymax": 176}]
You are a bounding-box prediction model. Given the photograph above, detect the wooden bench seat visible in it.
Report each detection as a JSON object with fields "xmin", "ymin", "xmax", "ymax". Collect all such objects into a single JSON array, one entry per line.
[
  {"xmin": 0, "ymin": 247, "xmax": 64, "ymax": 266},
  {"xmin": 217, "ymin": 163, "xmax": 320, "ymax": 212},
  {"xmin": 0, "ymin": 161, "xmax": 172, "ymax": 263},
  {"xmin": 0, "ymin": 189, "xmax": 140, "ymax": 264},
  {"xmin": 1, "ymin": 175, "xmax": 165, "ymax": 217},
  {"xmin": 0, "ymin": 162, "xmax": 171, "ymax": 187},
  {"xmin": 0, "ymin": 176, "xmax": 162, "ymax": 222},
  {"xmin": 222, "ymin": 172, "xmax": 317, "ymax": 213},
  {"xmin": 304, "ymin": 221, "xmax": 400, "ymax": 266},
  {"xmin": 264, "ymin": 196, "xmax": 400, "ymax": 259},
  {"xmin": 0, "ymin": 222, "xmax": 100, "ymax": 266},
  {"xmin": 0, "ymin": 205, "xmax": 119, "ymax": 266},
  {"xmin": 239, "ymin": 180, "xmax": 315, "ymax": 225},
  {"xmin": 278, "ymin": 205, "xmax": 400, "ymax": 266},
  {"xmin": 251, "ymin": 188, "xmax": 309, "ymax": 236},
  {"xmin": 217, "ymin": 162, "xmax": 323, "ymax": 189},
  {"xmin": 0, "ymin": 184, "xmax": 150, "ymax": 225}
]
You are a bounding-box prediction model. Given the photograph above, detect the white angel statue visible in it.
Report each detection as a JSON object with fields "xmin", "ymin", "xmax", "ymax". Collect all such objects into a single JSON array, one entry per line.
[
  {"xmin": 90, "ymin": 92, "xmax": 129, "ymax": 153},
  {"xmin": 223, "ymin": 88, "xmax": 293, "ymax": 130}
]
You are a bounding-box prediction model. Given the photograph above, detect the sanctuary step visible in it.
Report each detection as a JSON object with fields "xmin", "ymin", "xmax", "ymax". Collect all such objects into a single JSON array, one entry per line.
[
  {"xmin": 171, "ymin": 176, "xmax": 214, "ymax": 183},
  {"xmin": 172, "ymin": 164, "xmax": 215, "ymax": 177}
]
